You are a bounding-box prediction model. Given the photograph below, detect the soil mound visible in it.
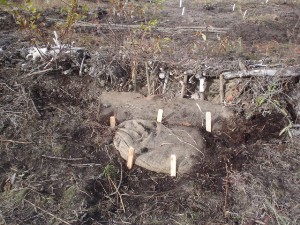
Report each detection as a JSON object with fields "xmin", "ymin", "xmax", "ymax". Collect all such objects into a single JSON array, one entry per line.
[
  {"xmin": 100, "ymin": 92, "xmax": 233, "ymax": 130},
  {"xmin": 113, "ymin": 119, "xmax": 205, "ymax": 174}
]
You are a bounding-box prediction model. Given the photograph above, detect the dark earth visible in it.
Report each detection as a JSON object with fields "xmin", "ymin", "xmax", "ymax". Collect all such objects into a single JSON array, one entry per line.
[{"xmin": 0, "ymin": 0, "xmax": 300, "ymax": 224}]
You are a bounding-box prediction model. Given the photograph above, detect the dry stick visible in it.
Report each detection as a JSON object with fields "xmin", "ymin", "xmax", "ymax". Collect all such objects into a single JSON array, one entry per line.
[
  {"xmin": 0, "ymin": 82, "xmax": 16, "ymax": 92},
  {"xmin": 0, "ymin": 139, "xmax": 32, "ymax": 144},
  {"xmin": 145, "ymin": 61, "xmax": 151, "ymax": 96},
  {"xmin": 30, "ymin": 98, "xmax": 41, "ymax": 117},
  {"xmin": 109, "ymin": 161, "xmax": 123, "ymax": 197},
  {"xmin": 41, "ymin": 155, "xmax": 83, "ymax": 161},
  {"xmin": 196, "ymin": 103, "xmax": 204, "ymax": 126},
  {"xmin": 79, "ymin": 53, "xmax": 86, "ymax": 76},
  {"xmin": 47, "ymin": 103, "xmax": 71, "ymax": 116},
  {"xmin": 170, "ymin": 155, "xmax": 177, "ymax": 177},
  {"xmin": 219, "ymin": 74, "xmax": 224, "ymax": 103},
  {"xmin": 223, "ymin": 162, "xmax": 230, "ymax": 217},
  {"xmin": 22, "ymin": 68, "xmax": 54, "ymax": 78},
  {"xmin": 44, "ymin": 57, "xmax": 54, "ymax": 69},
  {"xmin": 24, "ymin": 199, "xmax": 71, "ymax": 225},
  {"xmin": 71, "ymin": 163, "xmax": 102, "ymax": 167},
  {"xmin": 109, "ymin": 177, "xmax": 126, "ymax": 213},
  {"xmin": 162, "ymin": 124, "xmax": 205, "ymax": 157}
]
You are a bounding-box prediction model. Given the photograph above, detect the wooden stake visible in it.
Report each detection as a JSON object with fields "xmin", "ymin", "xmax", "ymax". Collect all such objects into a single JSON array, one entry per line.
[
  {"xmin": 180, "ymin": 74, "xmax": 188, "ymax": 98},
  {"xmin": 199, "ymin": 77, "xmax": 205, "ymax": 100},
  {"xmin": 170, "ymin": 155, "xmax": 176, "ymax": 177},
  {"xmin": 145, "ymin": 61, "xmax": 151, "ymax": 96},
  {"xmin": 132, "ymin": 61, "xmax": 137, "ymax": 92},
  {"xmin": 157, "ymin": 109, "xmax": 163, "ymax": 123},
  {"xmin": 127, "ymin": 147, "xmax": 135, "ymax": 169},
  {"xmin": 206, "ymin": 112, "xmax": 212, "ymax": 132},
  {"xmin": 110, "ymin": 116, "xmax": 116, "ymax": 128},
  {"xmin": 220, "ymin": 74, "xmax": 224, "ymax": 103}
]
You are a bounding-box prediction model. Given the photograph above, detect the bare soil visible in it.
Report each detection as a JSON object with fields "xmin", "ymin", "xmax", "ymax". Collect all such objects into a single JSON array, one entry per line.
[{"xmin": 0, "ymin": 0, "xmax": 300, "ymax": 225}]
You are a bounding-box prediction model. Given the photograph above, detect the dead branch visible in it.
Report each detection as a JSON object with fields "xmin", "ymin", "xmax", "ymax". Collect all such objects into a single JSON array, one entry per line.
[
  {"xmin": 0, "ymin": 139, "xmax": 32, "ymax": 144},
  {"xmin": 222, "ymin": 67, "xmax": 300, "ymax": 80},
  {"xmin": 22, "ymin": 68, "xmax": 54, "ymax": 78},
  {"xmin": 45, "ymin": 17, "xmax": 229, "ymax": 34}
]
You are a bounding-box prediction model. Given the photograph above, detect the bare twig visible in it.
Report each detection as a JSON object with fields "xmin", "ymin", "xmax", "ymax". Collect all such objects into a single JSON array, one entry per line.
[
  {"xmin": 22, "ymin": 68, "xmax": 54, "ymax": 78},
  {"xmin": 70, "ymin": 163, "xmax": 102, "ymax": 167},
  {"xmin": 24, "ymin": 199, "xmax": 71, "ymax": 225},
  {"xmin": 41, "ymin": 155, "xmax": 84, "ymax": 161},
  {"xmin": 223, "ymin": 162, "xmax": 230, "ymax": 217},
  {"xmin": 79, "ymin": 53, "xmax": 86, "ymax": 76},
  {"xmin": 109, "ymin": 176, "xmax": 125, "ymax": 213},
  {"xmin": 196, "ymin": 103, "xmax": 204, "ymax": 126},
  {"xmin": 109, "ymin": 161, "xmax": 123, "ymax": 197},
  {"xmin": 162, "ymin": 124, "xmax": 205, "ymax": 157},
  {"xmin": 0, "ymin": 139, "xmax": 32, "ymax": 144}
]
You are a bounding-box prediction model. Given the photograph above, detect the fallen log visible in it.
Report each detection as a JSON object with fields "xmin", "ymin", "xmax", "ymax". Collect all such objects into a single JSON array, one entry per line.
[
  {"xmin": 45, "ymin": 17, "xmax": 229, "ymax": 34},
  {"xmin": 222, "ymin": 67, "xmax": 300, "ymax": 80}
]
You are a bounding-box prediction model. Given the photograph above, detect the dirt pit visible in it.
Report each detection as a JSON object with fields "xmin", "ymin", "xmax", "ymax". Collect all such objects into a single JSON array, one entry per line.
[{"xmin": 1, "ymin": 0, "xmax": 300, "ymax": 224}]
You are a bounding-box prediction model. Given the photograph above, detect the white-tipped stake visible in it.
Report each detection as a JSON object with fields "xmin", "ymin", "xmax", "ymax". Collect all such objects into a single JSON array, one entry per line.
[
  {"xmin": 127, "ymin": 147, "xmax": 135, "ymax": 169},
  {"xmin": 182, "ymin": 7, "xmax": 185, "ymax": 16},
  {"xmin": 232, "ymin": 3, "xmax": 235, "ymax": 11},
  {"xmin": 157, "ymin": 109, "xmax": 163, "ymax": 123},
  {"xmin": 110, "ymin": 116, "xmax": 116, "ymax": 128},
  {"xmin": 206, "ymin": 112, "xmax": 212, "ymax": 132},
  {"xmin": 180, "ymin": 0, "xmax": 183, "ymax": 8},
  {"xmin": 170, "ymin": 155, "xmax": 177, "ymax": 177},
  {"xmin": 199, "ymin": 78, "xmax": 205, "ymax": 93}
]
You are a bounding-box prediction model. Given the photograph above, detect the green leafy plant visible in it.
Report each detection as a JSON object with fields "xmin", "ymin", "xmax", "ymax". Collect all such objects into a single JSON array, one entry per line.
[
  {"xmin": 102, "ymin": 164, "xmax": 118, "ymax": 180},
  {"xmin": 0, "ymin": 0, "xmax": 41, "ymax": 31},
  {"xmin": 140, "ymin": 18, "xmax": 158, "ymax": 32},
  {"xmin": 62, "ymin": 0, "xmax": 87, "ymax": 37}
]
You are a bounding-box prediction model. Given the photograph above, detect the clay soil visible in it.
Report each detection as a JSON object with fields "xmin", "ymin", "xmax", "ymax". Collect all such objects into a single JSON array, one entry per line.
[{"xmin": 0, "ymin": 0, "xmax": 300, "ymax": 225}]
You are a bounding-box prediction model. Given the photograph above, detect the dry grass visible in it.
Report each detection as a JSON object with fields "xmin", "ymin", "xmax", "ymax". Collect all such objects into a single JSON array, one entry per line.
[{"xmin": 31, "ymin": 0, "xmax": 99, "ymax": 10}]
